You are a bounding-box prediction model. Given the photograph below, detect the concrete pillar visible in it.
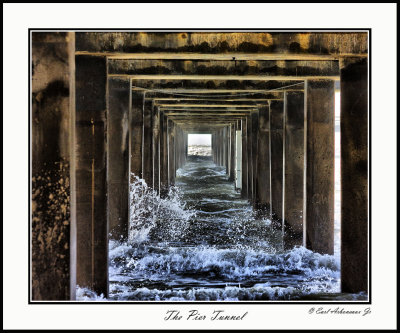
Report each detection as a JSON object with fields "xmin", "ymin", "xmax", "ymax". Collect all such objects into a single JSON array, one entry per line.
[
  {"xmin": 168, "ymin": 119, "xmax": 175, "ymax": 186},
  {"xmin": 130, "ymin": 92, "xmax": 144, "ymax": 179},
  {"xmin": 235, "ymin": 129, "xmax": 242, "ymax": 189},
  {"xmin": 152, "ymin": 107, "xmax": 160, "ymax": 193},
  {"xmin": 246, "ymin": 115, "xmax": 253, "ymax": 201},
  {"xmin": 160, "ymin": 113, "xmax": 168, "ymax": 196},
  {"xmin": 304, "ymin": 80, "xmax": 335, "ymax": 255},
  {"xmin": 31, "ymin": 32, "xmax": 75, "ymax": 300},
  {"xmin": 241, "ymin": 118, "xmax": 248, "ymax": 198},
  {"xmin": 229, "ymin": 123, "xmax": 236, "ymax": 181},
  {"xmin": 270, "ymin": 100, "xmax": 284, "ymax": 226},
  {"xmin": 283, "ymin": 91, "xmax": 305, "ymax": 250},
  {"xmin": 75, "ymin": 55, "xmax": 108, "ymax": 297},
  {"xmin": 251, "ymin": 111, "xmax": 259, "ymax": 202},
  {"xmin": 255, "ymin": 105, "xmax": 271, "ymax": 215},
  {"xmin": 142, "ymin": 99, "xmax": 153, "ymax": 187},
  {"xmin": 225, "ymin": 126, "xmax": 229, "ymax": 174},
  {"xmin": 107, "ymin": 78, "xmax": 130, "ymax": 241},
  {"xmin": 340, "ymin": 57, "xmax": 368, "ymax": 293}
]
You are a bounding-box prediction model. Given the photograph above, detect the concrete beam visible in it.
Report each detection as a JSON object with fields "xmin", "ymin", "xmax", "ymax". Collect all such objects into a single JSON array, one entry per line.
[
  {"xmin": 109, "ymin": 59, "xmax": 339, "ymax": 77},
  {"xmin": 110, "ymin": 74, "xmax": 340, "ymax": 81},
  {"xmin": 76, "ymin": 32, "xmax": 367, "ymax": 56}
]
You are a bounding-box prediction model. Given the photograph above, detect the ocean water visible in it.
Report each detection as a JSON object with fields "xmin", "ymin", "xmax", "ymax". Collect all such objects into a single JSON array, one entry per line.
[{"xmin": 77, "ymin": 143, "xmax": 366, "ymax": 301}]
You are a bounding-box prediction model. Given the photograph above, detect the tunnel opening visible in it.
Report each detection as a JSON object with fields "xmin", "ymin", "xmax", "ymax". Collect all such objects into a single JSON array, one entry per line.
[{"xmin": 188, "ymin": 133, "xmax": 212, "ymax": 156}]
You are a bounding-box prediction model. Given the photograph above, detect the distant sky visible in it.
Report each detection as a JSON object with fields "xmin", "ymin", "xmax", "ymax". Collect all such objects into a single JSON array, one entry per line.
[{"xmin": 188, "ymin": 134, "xmax": 211, "ymax": 146}]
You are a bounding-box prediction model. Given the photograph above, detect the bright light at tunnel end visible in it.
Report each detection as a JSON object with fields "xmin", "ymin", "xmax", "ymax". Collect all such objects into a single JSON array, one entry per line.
[{"xmin": 188, "ymin": 134, "xmax": 211, "ymax": 146}]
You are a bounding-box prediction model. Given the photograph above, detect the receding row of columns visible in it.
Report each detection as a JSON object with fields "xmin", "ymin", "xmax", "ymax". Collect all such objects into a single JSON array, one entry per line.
[{"xmin": 31, "ymin": 33, "xmax": 368, "ymax": 301}]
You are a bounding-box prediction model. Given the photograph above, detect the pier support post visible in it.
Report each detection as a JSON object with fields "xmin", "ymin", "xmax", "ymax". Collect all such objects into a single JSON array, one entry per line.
[
  {"xmin": 340, "ymin": 57, "xmax": 368, "ymax": 293},
  {"xmin": 168, "ymin": 119, "xmax": 176, "ymax": 186},
  {"xmin": 107, "ymin": 78, "xmax": 130, "ymax": 241},
  {"xmin": 130, "ymin": 92, "xmax": 144, "ymax": 179},
  {"xmin": 304, "ymin": 80, "xmax": 335, "ymax": 255},
  {"xmin": 75, "ymin": 55, "xmax": 108, "ymax": 297},
  {"xmin": 31, "ymin": 32, "xmax": 75, "ymax": 300},
  {"xmin": 251, "ymin": 111, "xmax": 259, "ymax": 203},
  {"xmin": 283, "ymin": 91, "xmax": 305, "ymax": 250},
  {"xmin": 160, "ymin": 112, "xmax": 169, "ymax": 196},
  {"xmin": 270, "ymin": 100, "xmax": 284, "ymax": 228},
  {"xmin": 235, "ymin": 127, "xmax": 242, "ymax": 189},
  {"xmin": 225, "ymin": 126, "xmax": 230, "ymax": 174},
  {"xmin": 246, "ymin": 115, "xmax": 253, "ymax": 201},
  {"xmin": 229, "ymin": 123, "xmax": 236, "ymax": 181},
  {"xmin": 241, "ymin": 118, "xmax": 248, "ymax": 198},
  {"xmin": 142, "ymin": 99, "xmax": 153, "ymax": 187},
  {"xmin": 152, "ymin": 107, "xmax": 160, "ymax": 193},
  {"xmin": 255, "ymin": 105, "xmax": 271, "ymax": 215}
]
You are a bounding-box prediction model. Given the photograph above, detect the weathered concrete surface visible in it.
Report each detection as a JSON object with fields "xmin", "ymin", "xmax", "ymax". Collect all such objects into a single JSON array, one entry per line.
[
  {"xmin": 225, "ymin": 127, "xmax": 230, "ymax": 174},
  {"xmin": 109, "ymin": 59, "xmax": 340, "ymax": 78},
  {"xmin": 130, "ymin": 79, "xmax": 301, "ymax": 90},
  {"xmin": 168, "ymin": 119, "xmax": 176, "ymax": 186},
  {"xmin": 235, "ymin": 129, "xmax": 242, "ymax": 189},
  {"xmin": 130, "ymin": 92, "xmax": 144, "ymax": 179},
  {"xmin": 251, "ymin": 111, "xmax": 259, "ymax": 204},
  {"xmin": 31, "ymin": 32, "xmax": 75, "ymax": 300},
  {"xmin": 152, "ymin": 107, "xmax": 160, "ymax": 192},
  {"xmin": 246, "ymin": 115, "xmax": 253, "ymax": 201},
  {"xmin": 229, "ymin": 123, "xmax": 236, "ymax": 181},
  {"xmin": 160, "ymin": 113, "xmax": 169, "ymax": 196},
  {"xmin": 107, "ymin": 78, "xmax": 130, "ymax": 240},
  {"xmin": 340, "ymin": 58, "xmax": 368, "ymax": 293},
  {"xmin": 255, "ymin": 105, "xmax": 271, "ymax": 214},
  {"xmin": 75, "ymin": 55, "xmax": 108, "ymax": 297},
  {"xmin": 241, "ymin": 118, "xmax": 248, "ymax": 198},
  {"xmin": 270, "ymin": 101, "xmax": 284, "ymax": 226},
  {"xmin": 142, "ymin": 99, "xmax": 153, "ymax": 186},
  {"xmin": 283, "ymin": 91, "xmax": 304, "ymax": 250},
  {"xmin": 304, "ymin": 80, "xmax": 335, "ymax": 255},
  {"xmin": 76, "ymin": 32, "xmax": 367, "ymax": 56}
]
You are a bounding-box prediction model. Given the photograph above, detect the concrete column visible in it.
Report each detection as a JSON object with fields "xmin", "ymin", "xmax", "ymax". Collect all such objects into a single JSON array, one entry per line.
[
  {"xmin": 246, "ymin": 115, "xmax": 253, "ymax": 201},
  {"xmin": 235, "ymin": 129, "xmax": 242, "ymax": 189},
  {"xmin": 283, "ymin": 91, "xmax": 305, "ymax": 250},
  {"xmin": 229, "ymin": 123, "xmax": 236, "ymax": 181},
  {"xmin": 304, "ymin": 80, "xmax": 335, "ymax": 255},
  {"xmin": 107, "ymin": 78, "xmax": 130, "ymax": 241},
  {"xmin": 152, "ymin": 107, "xmax": 160, "ymax": 193},
  {"xmin": 251, "ymin": 110, "xmax": 260, "ymax": 206},
  {"xmin": 241, "ymin": 118, "xmax": 248, "ymax": 198},
  {"xmin": 270, "ymin": 100, "xmax": 284, "ymax": 227},
  {"xmin": 75, "ymin": 55, "xmax": 108, "ymax": 297},
  {"xmin": 167, "ymin": 119, "xmax": 175, "ymax": 186},
  {"xmin": 31, "ymin": 32, "xmax": 75, "ymax": 300},
  {"xmin": 255, "ymin": 105, "xmax": 271, "ymax": 215},
  {"xmin": 142, "ymin": 99, "xmax": 153, "ymax": 187},
  {"xmin": 225, "ymin": 127, "xmax": 229, "ymax": 174},
  {"xmin": 340, "ymin": 57, "xmax": 368, "ymax": 293},
  {"xmin": 130, "ymin": 92, "xmax": 144, "ymax": 179},
  {"xmin": 160, "ymin": 112, "xmax": 169, "ymax": 196}
]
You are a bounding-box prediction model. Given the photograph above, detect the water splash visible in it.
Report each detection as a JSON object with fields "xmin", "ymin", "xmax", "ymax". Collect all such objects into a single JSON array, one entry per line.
[{"xmin": 128, "ymin": 174, "xmax": 196, "ymax": 244}]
